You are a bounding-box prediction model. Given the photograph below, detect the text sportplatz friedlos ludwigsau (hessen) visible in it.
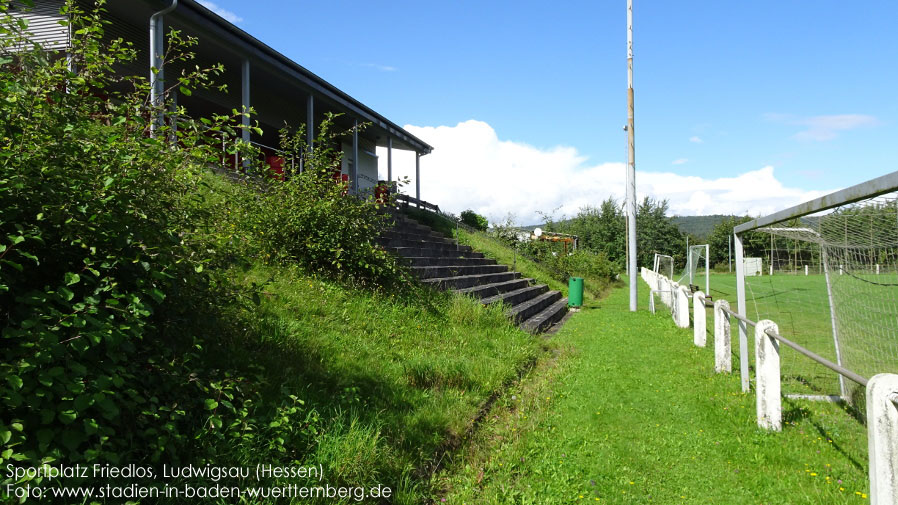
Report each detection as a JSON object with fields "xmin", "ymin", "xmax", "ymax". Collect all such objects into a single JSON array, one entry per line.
[{"xmin": 3, "ymin": 463, "xmax": 393, "ymax": 501}]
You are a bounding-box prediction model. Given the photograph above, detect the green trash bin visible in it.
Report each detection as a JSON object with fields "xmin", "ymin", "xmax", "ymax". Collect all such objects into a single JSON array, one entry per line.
[{"xmin": 568, "ymin": 277, "xmax": 583, "ymax": 308}]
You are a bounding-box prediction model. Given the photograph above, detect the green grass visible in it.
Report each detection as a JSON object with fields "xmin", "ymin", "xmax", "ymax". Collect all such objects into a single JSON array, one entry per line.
[
  {"xmin": 692, "ymin": 271, "xmax": 895, "ymax": 398},
  {"xmin": 220, "ymin": 263, "xmax": 544, "ymax": 503},
  {"xmin": 435, "ymin": 280, "xmax": 871, "ymax": 504}
]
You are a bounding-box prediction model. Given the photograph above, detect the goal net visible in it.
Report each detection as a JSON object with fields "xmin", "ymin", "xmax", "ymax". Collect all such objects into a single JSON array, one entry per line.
[
  {"xmin": 653, "ymin": 253, "xmax": 674, "ymax": 280},
  {"xmin": 740, "ymin": 191, "xmax": 898, "ymax": 401},
  {"xmin": 677, "ymin": 244, "xmax": 709, "ymax": 294}
]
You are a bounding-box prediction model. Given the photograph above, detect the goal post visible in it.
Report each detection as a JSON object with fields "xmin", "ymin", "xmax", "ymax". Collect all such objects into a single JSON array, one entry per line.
[
  {"xmin": 733, "ymin": 170, "xmax": 898, "ymax": 401},
  {"xmin": 679, "ymin": 244, "xmax": 710, "ymax": 295}
]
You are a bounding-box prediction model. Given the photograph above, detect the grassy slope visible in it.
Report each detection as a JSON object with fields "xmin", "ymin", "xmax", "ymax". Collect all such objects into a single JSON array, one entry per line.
[
  {"xmin": 220, "ymin": 263, "xmax": 544, "ymax": 504},
  {"xmin": 436, "ymin": 280, "xmax": 870, "ymax": 504}
]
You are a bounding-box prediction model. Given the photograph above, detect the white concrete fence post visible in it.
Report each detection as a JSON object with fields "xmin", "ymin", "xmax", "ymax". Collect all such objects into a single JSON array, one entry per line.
[
  {"xmin": 866, "ymin": 373, "xmax": 898, "ymax": 505},
  {"xmin": 714, "ymin": 299, "xmax": 732, "ymax": 373},
  {"xmin": 675, "ymin": 285, "xmax": 690, "ymax": 328},
  {"xmin": 693, "ymin": 291, "xmax": 706, "ymax": 347},
  {"xmin": 755, "ymin": 320, "xmax": 782, "ymax": 431}
]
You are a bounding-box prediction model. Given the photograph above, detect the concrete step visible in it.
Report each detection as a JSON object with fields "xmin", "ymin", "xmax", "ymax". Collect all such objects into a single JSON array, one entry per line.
[
  {"xmin": 520, "ymin": 297, "xmax": 569, "ymax": 334},
  {"xmin": 481, "ymin": 284, "xmax": 549, "ymax": 307},
  {"xmin": 379, "ymin": 237, "xmax": 470, "ymax": 251},
  {"xmin": 383, "ymin": 229, "xmax": 449, "ymax": 242},
  {"xmin": 508, "ymin": 290, "xmax": 562, "ymax": 324},
  {"xmin": 387, "ymin": 247, "xmax": 484, "ymax": 259},
  {"xmin": 423, "ymin": 271, "xmax": 521, "ymax": 290},
  {"xmin": 455, "ymin": 278, "xmax": 534, "ymax": 299},
  {"xmin": 403, "ymin": 256, "xmax": 497, "ymax": 267},
  {"xmin": 390, "ymin": 218, "xmax": 442, "ymax": 235},
  {"xmin": 411, "ymin": 264, "xmax": 509, "ymax": 279}
]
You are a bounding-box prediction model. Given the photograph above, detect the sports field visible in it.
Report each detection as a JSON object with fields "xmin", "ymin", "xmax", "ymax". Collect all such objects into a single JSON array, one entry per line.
[{"xmin": 689, "ymin": 271, "xmax": 898, "ymax": 397}]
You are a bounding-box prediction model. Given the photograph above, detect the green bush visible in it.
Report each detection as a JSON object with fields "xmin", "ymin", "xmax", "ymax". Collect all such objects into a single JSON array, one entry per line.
[
  {"xmin": 0, "ymin": 1, "xmax": 317, "ymax": 481},
  {"xmin": 461, "ymin": 209, "xmax": 488, "ymax": 231},
  {"xmin": 231, "ymin": 120, "xmax": 408, "ymax": 291}
]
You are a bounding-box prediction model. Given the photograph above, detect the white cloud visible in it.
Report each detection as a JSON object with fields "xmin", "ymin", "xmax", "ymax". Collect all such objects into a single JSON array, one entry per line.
[
  {"xmin": 197, "ymin": 1, "xmax": 243, "ymax": 24},
  {"xmin": 378, "ymin": 120, "xmax": 831, "ymax": 224},
  {"xmin": 689, "ymin": 136, "xmax": 703, "ymax": 143},
  {"xmin": 766, "ymin": 113, "xmax": 880, "ymax": 141},
  {"xmin": 362, "ymin": 63, "xmax": 397, "ymax": 72},
  {"xmin": 672, "ymin": 158, "xmax": 688, "ymax": 165}
]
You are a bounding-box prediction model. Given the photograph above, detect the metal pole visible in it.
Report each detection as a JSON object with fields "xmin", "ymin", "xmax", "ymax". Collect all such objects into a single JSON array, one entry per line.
[
  {"xmin": 705, "ymin": 244, "xmax": 710, "ymax": 295},
  {"xmin": 626, "ymin": 0, "xmax": 637, "ymax": 312},
  {"xmin": 304, "ymin": 94, "xmax": 314, "ymax": 172},
  {"xmin": 387, "ymin": 137, "xmax": 392, "ymax": 183},
  {"xmin": 625, "ymin": 205, "xmax": 630, "ymax": 278},
  {"xmin": 149, "ymin": 0, "xmax": 178, "ymax": 136},
  {"xmin": 415, "ymin": 153, "xmax": 421, "ymax": 201},
  {"xmin": 352, "ymin": 119, "xmax": 359, "ymax": 195},
  {"xmin": 735, "ymin": 232, "xmax": 750, "ymax": 392},
  {"xmin": 729, "ymin": 234, "xmax": 732, "ymax": 272},
  {"xmin": 241, "ymin": 59, "xmax": 250, "ymax": 170},
  {"xmin": 821, "ymin": 248, "xmax": 849, "ymax": 399}
]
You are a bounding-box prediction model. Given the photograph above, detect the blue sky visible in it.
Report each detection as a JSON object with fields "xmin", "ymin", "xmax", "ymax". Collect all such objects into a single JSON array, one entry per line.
[{"xmin": 198, "ymin": 1, "xmax": 897, "ymax": 223}]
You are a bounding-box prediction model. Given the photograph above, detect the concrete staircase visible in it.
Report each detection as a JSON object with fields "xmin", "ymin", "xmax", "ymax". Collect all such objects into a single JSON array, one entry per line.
[{"xmin": 383, "ymin": 213, "xmax": 568, "ymax": 334}]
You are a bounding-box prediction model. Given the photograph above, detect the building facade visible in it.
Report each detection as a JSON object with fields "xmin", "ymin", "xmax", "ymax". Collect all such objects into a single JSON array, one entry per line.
[{"xmin": 8, "ymin": 0, "xmax": 432, "ymax": 196}]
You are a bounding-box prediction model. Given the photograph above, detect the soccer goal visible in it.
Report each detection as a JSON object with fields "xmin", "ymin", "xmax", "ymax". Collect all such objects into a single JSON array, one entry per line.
[
  {"xmin": 653, "ymin": 253, "xmax": 674, "ymax": 279},
  {"xmin": 732, "ymin": 171, "xmax": 898, "ymax": 402},
  {"xmin": 676, "ymin": 244, "xmax": 710, "ymax": 296}
]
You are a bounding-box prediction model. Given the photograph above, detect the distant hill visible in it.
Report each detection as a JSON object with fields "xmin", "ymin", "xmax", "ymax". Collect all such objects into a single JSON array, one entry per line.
[{"xmin": 670, "ymin": 215, "xmax": 735, "ymax": 240}]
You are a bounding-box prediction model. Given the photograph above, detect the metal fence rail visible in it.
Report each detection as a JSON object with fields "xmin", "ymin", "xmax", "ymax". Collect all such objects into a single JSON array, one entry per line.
[{"xmin": 718, "ymin": 306, "xmax": 867, "ymax": 387}]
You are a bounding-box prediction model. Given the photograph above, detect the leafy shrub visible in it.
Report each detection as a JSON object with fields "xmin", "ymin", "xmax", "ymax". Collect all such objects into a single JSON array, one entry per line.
[
  {"xmin": 228, "ymin": 119, "xmax": 409, "ymax": 290},
  {"xmin": 461, "ymin": 209, "xmax": 488, "ymax": 231},
  {"xmin": 0, "ymin": 1, "xmax": 318, "ymax": 481}
]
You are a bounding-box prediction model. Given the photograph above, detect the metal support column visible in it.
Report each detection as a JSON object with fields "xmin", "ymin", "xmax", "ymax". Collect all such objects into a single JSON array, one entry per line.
[
  {"xmin": 306, "ymin": 94, "xmax": 314, "ymax": 148},
  {"xmin": 241, "ymin": 59, "xmax": 250, "ymax": 169},
  {"xmin": 735, "ymin": 232, "xmax": 750, "ymax": 392},
  {"xmin": 149, "ymin": 0, "xmax": 178, "ymax": 134},
  {"xmin": 352, "ymin": 120, "xmax": 359, "ymax": 195},
  {"xmin": 415, "ymin": 153, "xmax": 421, "ymax": 201},
  {"xmin": 387, "ymin": 137, "xmax": 392, "ymax": 183}
]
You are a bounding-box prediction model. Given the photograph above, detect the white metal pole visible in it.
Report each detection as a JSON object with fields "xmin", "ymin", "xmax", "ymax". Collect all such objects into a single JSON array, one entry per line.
[
  {"xmin": 735, "ymin": 232, "xmax": 750, "ymax": 392},
  {"xmin": 415, "ymin": 153, "xmax": 421, "ymax": 201},
  {"xmin": 729, "ymin": 234, "xmax": 732, "ymax": 272},
  {"xmin": 241, "ymin": 59, "xmax": 250, "ymax": 170},
  {"xmin": 626, "ymin": 0, "xmax": 637, "ymax": 311},
  {"xmin": 821, "ymin": 248, "xmax": 848, "ymax": 400},
  {"xmin": 387, "ymin": 137, "xmax": 393, "ymax": 183},
  {"xmin": 705, "ymin": 244, "xmax": 710, "ymax": 295},
  {"xmin": 352, "ymin": 119, "xmax": 359, "ymax": 195}
]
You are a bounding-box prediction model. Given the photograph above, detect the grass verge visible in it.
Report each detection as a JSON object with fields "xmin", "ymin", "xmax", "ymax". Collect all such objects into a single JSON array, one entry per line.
[
  {"xmin": 216, "ymin": 263, "xmax": 544, "ymax": 504},
  {"xmin": 435, "ymin": 280, "xmax": 870, "ymax": 504}
]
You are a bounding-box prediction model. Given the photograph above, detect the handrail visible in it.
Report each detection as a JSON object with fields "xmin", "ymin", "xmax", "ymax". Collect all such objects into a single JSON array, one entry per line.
[
  {"xmin": 720, "ymin": 306, "xmax": 757, "ymax": 327},
  {"xmin": 717, "ymin": 306, "xmax": 869, "ymax": 387},
  {"xmin": 764, "ymin": 328, "xmax": 869, "ymax": 387},
  {"xmin": 395, "ymin": 194, "xmax": 440, "ymax": 213}
]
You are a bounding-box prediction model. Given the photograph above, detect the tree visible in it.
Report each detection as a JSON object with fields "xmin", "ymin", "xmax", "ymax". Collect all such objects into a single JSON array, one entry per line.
[
  {"xmin": 461, "ymin": 209, "xmax": 488, "ymax": 231},
  {"xmin": 635, "ymin": 197, "xmax": 687, "ymax": 270}
]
